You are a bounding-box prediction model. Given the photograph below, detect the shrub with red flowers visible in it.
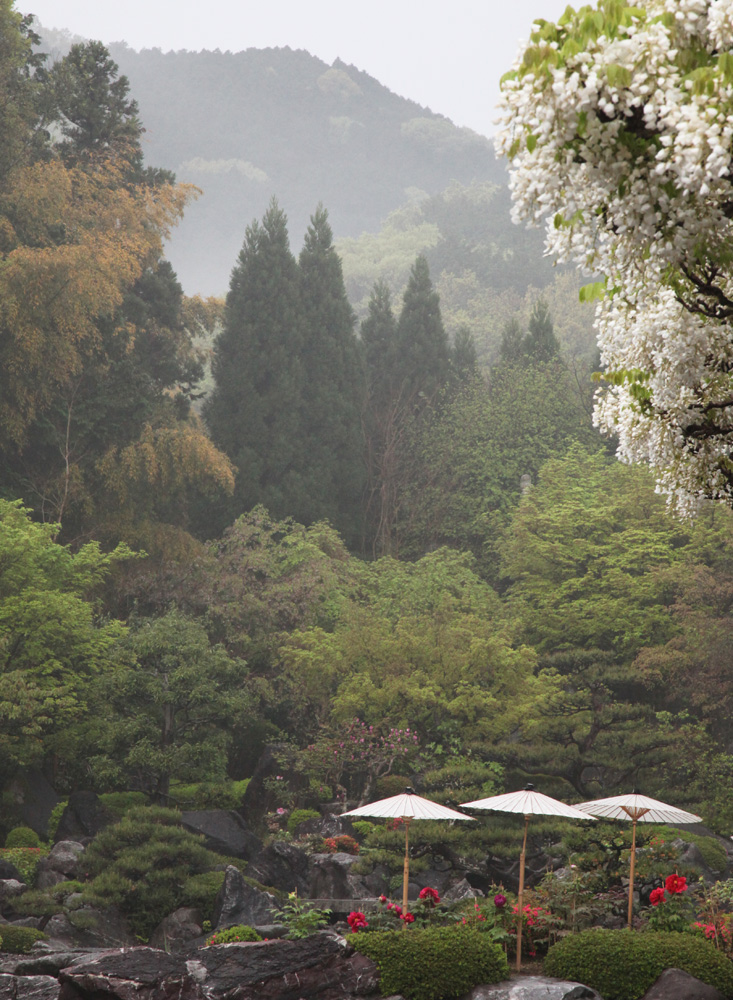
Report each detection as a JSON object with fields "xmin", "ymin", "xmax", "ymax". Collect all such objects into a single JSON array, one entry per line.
[
  {"xmin": 644, "ymin": 873, "xmax": 695, "ymax": 932},
  {"xmin": 510, "ymin": 902, "xmax": 559, "ymax": 958},
  {"xmin": 347, "ymin": 910, "xmax": 369, "ymax": 933},
  {"xmin": 419, "ymin": 886, "xmax": 440, "ymax": 908},
  {"xmin": 321, "ymin": 835, "xmax": 360, "ymax": 855}
]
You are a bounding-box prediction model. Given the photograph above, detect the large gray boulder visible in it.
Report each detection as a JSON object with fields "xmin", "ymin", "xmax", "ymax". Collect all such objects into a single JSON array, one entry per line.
[
  {"xmin": 53, "ymin": 793, "xmax": 112, "ymax": 845},
  {"xmin": 148, "ymin": 907, "xmax": 205, "ymax": 954},
  {"xmin": 248, "ymin": 841, "xmax": 310, "ymax": 896},
  {"xmin": 465, "ymin": 978, "xmax": 603, "ymax": 999},
  {"xmin": 212, "ymin": 865, "xmax": 278, "ymax": 929},
  {"xmin": 641, "ymin": 968, "xmax": 725, "ymax": 1000},
  {"xmin": 35, "ymin": 843, "xmax": 85, "ymax": 891},
  {"xmin": 42, "ymin": 907, "xmax": 136, "ymax": 950},
  {"xmin": 0, "ymin": 973, "xmax": 61, "ymax": 999},
  {"xmin": 57, "ymin": 947, "xmax": 193, "ymax": 1000},
  {"xmin": 180, "ymin": 810, "xmax": 261, "ymax": 860},
  {"xmin": 308, "ymin": 853, "xmax": 370, "ymax": 901}
]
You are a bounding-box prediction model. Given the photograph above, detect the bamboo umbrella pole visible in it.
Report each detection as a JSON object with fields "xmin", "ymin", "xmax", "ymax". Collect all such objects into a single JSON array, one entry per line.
[
  {"xmin": 516, "ymin": 814, "xmax": 530, "ymax": 972},
  {"xmin": 402, "ymin": 817, "xmax": 412, "ymax": 916},
  {"xmin": 622, "ymin": 805, "xmax": 649, "ymax": 930}
]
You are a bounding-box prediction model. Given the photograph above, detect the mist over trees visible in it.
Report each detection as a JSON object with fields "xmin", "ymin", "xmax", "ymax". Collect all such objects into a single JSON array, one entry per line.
[{"xmin": 2, "ymin": 4, "xmax": 733, "ymax": 884}]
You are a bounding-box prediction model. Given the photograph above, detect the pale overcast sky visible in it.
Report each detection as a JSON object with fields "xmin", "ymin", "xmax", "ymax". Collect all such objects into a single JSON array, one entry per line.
[{"xmin": 22, "ymin": 0, "xmax": 572, "ymax": 137}]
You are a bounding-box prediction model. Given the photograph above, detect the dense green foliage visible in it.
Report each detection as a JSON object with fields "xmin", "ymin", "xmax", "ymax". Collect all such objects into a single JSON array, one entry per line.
[
  {"xmin": 0, "ymin": 926, "xmax": 46, "ymax": 954},
  {"xmin": 4, "ymin": 826, "xmax": 41, "ymax": 848},
  {"xmin": 80, "ymin": 806, "xmax": 221, "ymax": 938},
  {"xmin": 354, "ymin": 926, "xmax": 508, "ymax": 1000},
  {"xmin": 545, "ymin": 929, "xmax": 733, "ymax": 1000},
  {"xmin": 206, "ymin": 924, "xmax": 262, "ymax": 945}
]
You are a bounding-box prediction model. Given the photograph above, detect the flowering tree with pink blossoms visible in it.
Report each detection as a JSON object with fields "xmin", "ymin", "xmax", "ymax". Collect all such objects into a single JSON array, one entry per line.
[{"xmin": 497, "ymin": 0, "xmax": 733, "ymax": 512}]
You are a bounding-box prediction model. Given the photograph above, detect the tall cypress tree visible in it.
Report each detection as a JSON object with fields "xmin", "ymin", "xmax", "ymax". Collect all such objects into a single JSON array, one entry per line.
[
  {"xmin": 204, "ymin": 199, "xmax": 304, "ymax": 523},
  {"xmin": 524, "ymin": 298, "xmax": 560, "ymax": 362},
  {"xmin": 395, "ymin": 255, "xmax": 450, "ymax": 403},
  {"xmin": 297, "ymin": 205, "xmax": 364, "ymax": 543},
  {"xmin": 361, "ymin": 281, "xmax": 401, "ymax": 555}
]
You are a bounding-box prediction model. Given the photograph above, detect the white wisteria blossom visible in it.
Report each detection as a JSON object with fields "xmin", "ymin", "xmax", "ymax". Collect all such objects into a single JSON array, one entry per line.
[{"xmin": 497, "ymin": 0, "xmax": 733, "ymax": 512}]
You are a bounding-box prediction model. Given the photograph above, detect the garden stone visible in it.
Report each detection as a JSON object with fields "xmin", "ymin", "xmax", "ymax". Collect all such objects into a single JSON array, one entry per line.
[
  {"xmin": 46, "ymin": 843, "xmax": 84, "ymax": 876},
  {"xmin": 240, "ymin": 743, "xmax": 309, "ymax": 827},
  {"xmin": 0, "ymin": 862, "xmax": 22, "ymax": 883},
  {"xmin": 248, "ymin": 841, "xmax": 310, "ymax": 895},
  {"xmin": 212, "ymin": 865, "xmax": 278, "ymax": 929},
  {"xmin": 308, "ymin": 853, "xmax": 370, "ymax": 900},
  {"xmin": 9, "ymin": 918, "xmax": 43, "ymax": 930},
  {"xmin": 641, "ymin": 968, "xmax": 725, "ymax": 1000},
  {"xmin": 149, "ymin": 907, "xmax": 204, "ymax": 954},
  {"xmin": 58, "ymin": 946, "xmax": 192, "ymax": 1000},
  {"xmin": 7, "ymin": 769, "xmax": 59, "ymax": 839},
  {"xmin": 53, "ymin": 793, "xmax": 112, "ymax": 844},
  {"xmin": 43, "ymin": 907, "xmax": 136, "ymax": 950},
  {"xmin": 0, "ymin": 881, "xmax": 26, "ymax": 902},
  {"xmin": 0, "ymin": 972, "xmax": 61, "ymax": 999},
  {"xmin": 34, "ymin": 871, "xmax": 66, "ymax": 891},
  {"xmin": 192, "ymin": 931, "xmax": 380, "ymax": 999},
  {"xmin": 443, "ymin": 878, "xmax": 484, "ymax": 901},
  {"xmin": 465, "ymin": 977, "xmax": 603, "ymax": 999},
  {"xmin": 180, "ymin": 809, "xmax": 261, "ymax": 860},
  {"xmin": 12, "ymin": 952, "xmax": 103, "ymax": 977},
  {"xmin": 296, "ymin": 814, "xmax": 356, "ymax": 839},
  {"xmin": 672, "ymin": 840, "xmax": 716, "ymax": 881},
  {"xmin": 363, "ymin": 865, "xmax": 390, "ymax": 897}
]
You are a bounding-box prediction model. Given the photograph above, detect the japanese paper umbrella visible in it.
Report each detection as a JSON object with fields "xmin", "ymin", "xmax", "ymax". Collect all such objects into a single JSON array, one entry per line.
[
  {"xmin": 574, "ymin": 792, "xmax": 702, "ymax": 929},
  {"xmin": 342, "ymin": 788, "xmax": 474, "ymax": 915},
  {"xmin": 461, "ymin": 784, "xmax": 596, "ymax": 971}
]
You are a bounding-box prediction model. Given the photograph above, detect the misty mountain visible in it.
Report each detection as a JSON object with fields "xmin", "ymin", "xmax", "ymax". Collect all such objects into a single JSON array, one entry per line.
[{"xmin": 37, "ymin": 26, "xmax": 508, "ymax": 296}]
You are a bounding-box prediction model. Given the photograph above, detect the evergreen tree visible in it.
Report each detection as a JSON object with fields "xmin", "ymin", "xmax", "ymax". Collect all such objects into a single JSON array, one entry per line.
[
  {"xmin": 361, "ymin": 281, "xmax": 401, "ymax": 555},
  {"xmin": 450, "ymin": 325, "xmax": 479, "ymax": 387},
  {"xmin": 395, "ymin": 255, "xmax": 450, "ymax": 403},
  {"xmin": 204, "ymin": 199, "xmax": 304, "ymax": 525},
  {"xmin": 499, "ymin": 316, "xmax": 526, "ymax": 364},
  {"xmin": 524, "ymin": 298, "xmax": 560, "ymax": 362},
  {"xmin": 297, "ymin": 205, "xmax": 364, "ymax": 543}
]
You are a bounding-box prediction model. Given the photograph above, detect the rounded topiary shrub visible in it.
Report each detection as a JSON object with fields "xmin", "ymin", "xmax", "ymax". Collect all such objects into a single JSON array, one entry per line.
[
  {"xmin": 0, "ymin": 926, "xmax": 46, "ymax": 954},
  {"xmin": 354, "ymin": 926, "xmax": 508, "ymax": 1000},
  {"xmin": 544, "ymin": 929, "xmax": 733, "ymax": 1000},
  {"xmin": 5, "ymin": 827, "xmax": 42, "ymax": 849}
]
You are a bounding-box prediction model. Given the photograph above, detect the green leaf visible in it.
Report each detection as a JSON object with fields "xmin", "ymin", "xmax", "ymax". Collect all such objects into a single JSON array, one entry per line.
[
  {"xmin": 579, "ymin": 280, "xmax": 607, "ymax": 303},
  {"xmin": 526, "ymin": 133, "xmax": 539, "ymax": 153}
]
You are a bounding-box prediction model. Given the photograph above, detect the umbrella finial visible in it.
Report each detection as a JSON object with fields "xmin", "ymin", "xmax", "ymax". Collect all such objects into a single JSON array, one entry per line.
[
  {"xmin": 524, "ymin": 783, "xmax": 535, "ymax": 791},
  {"xmin": 405, "ymin": 786, "xmax": 414, "ymax": 795}
]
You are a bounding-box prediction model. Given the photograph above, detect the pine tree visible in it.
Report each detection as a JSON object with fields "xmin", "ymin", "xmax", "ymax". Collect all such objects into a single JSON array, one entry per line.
[
  {"xmin": 394, "ymin": 255, "xmax": 450, "ymax": 403},
  {"xmin": 204, "ymin": 199, "xmax": 304, "ymax": 524},
  {"xmin": 297, "ymin": 205, "xmax": 364, "ymax": 543}
]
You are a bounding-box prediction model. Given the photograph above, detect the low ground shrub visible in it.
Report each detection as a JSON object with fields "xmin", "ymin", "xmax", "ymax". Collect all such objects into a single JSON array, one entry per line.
[
  {"xmin": 5, "ymin": 827, "xmax": 42, "ymax": 849},
  {"xmin": 0, "ymin": 926, "xmax": 46, "ymax": 953},
  {"xmin": 354, "ymin": 926, "xmax": 508, "ymax": 1000},
  {"xmin": 544, "ymin": 928, "xmax": 733, "ymax": 1000},
  {"xmin": 651, "ymin": 825, "xmax": 727, "ymax": 873},
  {"xmin": 205, "ymin": 924, "xmax": 262, "ymax": 945},
  {"xmin": 181, "ymin": 870, "xmax": 225, "ymax": 918},
  {"xmin": 287, "ymin": 809, "xmax": 320, "ymax": 834},
  {"xmin": 168, "ymin": 780, "xmax": 250, "ymax": 810},
  {"xmin": 0, "ymin": 847, "xmax": 46, "ymax": 885}
]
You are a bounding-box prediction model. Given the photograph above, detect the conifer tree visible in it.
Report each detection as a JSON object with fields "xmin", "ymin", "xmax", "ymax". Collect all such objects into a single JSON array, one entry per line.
[
  {"xmin": 361, "ymin": 281, "xmax": 401, "ymax": 555},
  {"xmin": 524, "ymin": 298, "xmax": 560, "ymax": 363},
  {"xmin": 297, "ymin": 205, "xmax": 364, "ymax": 543},
  {"xmin": 394, "ymin": 255, "xmax": 450, "ymax": 403},
  {"xmin": 204, "ymin": 199, "xmax": 304, "ymax": 523}
]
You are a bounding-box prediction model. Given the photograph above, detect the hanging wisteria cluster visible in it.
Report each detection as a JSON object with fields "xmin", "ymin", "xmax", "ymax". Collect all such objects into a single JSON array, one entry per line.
[{"xmin": 496, "ymin": 0, "xmax": 733, "ymax": 512}]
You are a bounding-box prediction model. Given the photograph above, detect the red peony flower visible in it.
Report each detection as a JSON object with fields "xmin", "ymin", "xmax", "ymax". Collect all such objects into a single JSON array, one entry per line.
[
  {"xmin": 400, "ymin": 912, "xmax": 415, "ymax": 923},
  {"xmin": 347, "ymin": 911, "xmax": 368, "ymax": 933},
  {"xmin": 379, "ymin": 895, "xmax": 387, "ymax": 904},
  {"xmin": 494, "ymin": 893, "xmax": 507, "ymax": 909},
  {"xmin": 649, "ymin": 887, "xmax": 666, "ymax": 906},
  {"xmin": 419, "ymin": 886, "xmax": 440, "ymax": 907},
  {"xmin": 665, "ymin": 873, "xmax": 687, "ymax": 895}
]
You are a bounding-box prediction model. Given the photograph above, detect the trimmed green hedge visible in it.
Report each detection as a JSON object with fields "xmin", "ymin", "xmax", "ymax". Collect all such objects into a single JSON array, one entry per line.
[
  {"xmin": 545, "ymin": 929, "xmax": 733, "ymax": 1000},
  {"xmin": 5, "ymin": 827, "xmax": 42, "ymax": 849},
  {"xmin": 354, "ymin": 926, "xmax": 508, "ymax": 1000},
  {"xmin": 206, "ymin": 924, "xmax": 262, "ymax": 944}
]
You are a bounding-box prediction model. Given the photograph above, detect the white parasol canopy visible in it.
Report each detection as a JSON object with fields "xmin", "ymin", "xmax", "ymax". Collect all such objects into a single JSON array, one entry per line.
[
  {"xmin": 460, "ymin": 784, "xmax": 595, "ymax": 971},
  {"xmin": 344, "ymin": 790, "xmax": 473, "ymax": 822},
  {"xmin": 342, "ymin": 788, "xmax": 473, "ymax": 916},
  {"xmin": 574, "ymin": 793, "xmax": 702, "ymax": 825},
  {"xmin": 575, "ymin": 793, "xmax": 703, "ymax": 930},
  {"xmin": 462, "ymin": 787, "xmax": 596, "ymax": 821}
]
